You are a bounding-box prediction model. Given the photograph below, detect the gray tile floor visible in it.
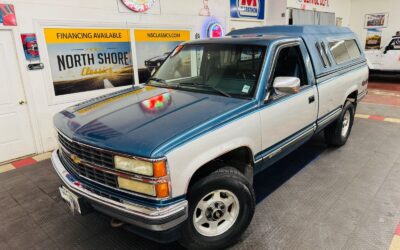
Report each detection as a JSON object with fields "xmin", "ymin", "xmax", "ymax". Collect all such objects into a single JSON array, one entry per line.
[{"xmin": 0, "ymin": 103, "xmax": 399, "ymax": 249}]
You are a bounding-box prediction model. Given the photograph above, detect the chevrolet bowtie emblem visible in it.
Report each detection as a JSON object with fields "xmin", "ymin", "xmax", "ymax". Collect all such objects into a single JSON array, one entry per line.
[{"xmin": 70, "ymin": 154, "xmax": 81, "ymax": 164}]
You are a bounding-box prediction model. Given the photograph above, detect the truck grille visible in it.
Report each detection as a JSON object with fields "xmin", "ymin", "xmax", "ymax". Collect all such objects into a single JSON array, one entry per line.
[
  {"xmin": 58, "ymin": 132, "xmax": 114, "ymax": 169},
  {"xmin": 59, "ymin": 149, "xmax": 118, "ymax": 188}
]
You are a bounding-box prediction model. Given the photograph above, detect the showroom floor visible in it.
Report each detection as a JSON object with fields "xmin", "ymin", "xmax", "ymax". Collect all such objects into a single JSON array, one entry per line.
[{"xmin": 0, "ymin": 80, "xmax": 399, "ymax": 250}]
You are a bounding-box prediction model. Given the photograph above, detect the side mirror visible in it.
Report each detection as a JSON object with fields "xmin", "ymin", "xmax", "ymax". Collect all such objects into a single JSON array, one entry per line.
[{"xmin": 273, "ymin": 77, "xmax": 301, "ymax": 95}]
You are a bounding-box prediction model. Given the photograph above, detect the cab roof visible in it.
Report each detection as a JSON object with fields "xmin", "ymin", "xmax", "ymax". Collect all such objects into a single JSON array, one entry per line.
[{"xmin": 184, "ymin": 34, "xmax": 292, "ymax": 46}]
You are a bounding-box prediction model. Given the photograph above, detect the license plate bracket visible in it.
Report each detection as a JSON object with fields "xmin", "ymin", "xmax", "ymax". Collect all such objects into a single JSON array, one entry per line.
[{"xmin": 59, "ymin": 186, "xmax": 92, "ymax": 215}]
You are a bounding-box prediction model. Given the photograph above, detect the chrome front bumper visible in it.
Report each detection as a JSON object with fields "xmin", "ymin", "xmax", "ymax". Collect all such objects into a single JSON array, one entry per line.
[{"xmin": 51, "ymin": 150, "xmax": 188, "ymax": 231}]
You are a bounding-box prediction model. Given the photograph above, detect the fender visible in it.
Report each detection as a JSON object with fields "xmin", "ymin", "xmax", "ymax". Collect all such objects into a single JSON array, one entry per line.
[
  {"xmin": 343, "ymin": 84, "xmax": 358, "ymax": 104},
  {"xmin": 165, "ymin": 111, "xmax": 261, "ymax": 197}
]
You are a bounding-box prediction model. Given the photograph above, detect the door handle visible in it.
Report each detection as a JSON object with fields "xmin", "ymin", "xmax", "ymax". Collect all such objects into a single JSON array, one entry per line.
[
  {"xmin": 308, "ymin": 95, "xmax": 315, "ymax": 103},
  {"xmin": 19, "ymin": 100, "xmax": 26, "ymax": 105}
]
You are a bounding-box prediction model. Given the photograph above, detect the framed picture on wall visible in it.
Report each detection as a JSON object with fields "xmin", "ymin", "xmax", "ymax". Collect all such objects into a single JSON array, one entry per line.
[{"xmin": 364, "ymin": 13, "xmax": 389, "ymax": 28}]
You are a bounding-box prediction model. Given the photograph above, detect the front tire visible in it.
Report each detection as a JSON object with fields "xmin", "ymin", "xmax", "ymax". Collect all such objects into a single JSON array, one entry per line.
[
  {"xmin": 179, "ymin": 167, "xmax": 255, "ymax": 250},
  {"xmin": 325, "ymin": 101, "xmax": 355, "ymax": 146}
]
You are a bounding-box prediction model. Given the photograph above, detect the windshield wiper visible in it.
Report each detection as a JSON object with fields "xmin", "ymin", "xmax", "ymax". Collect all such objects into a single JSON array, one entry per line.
[
  {"xmin": 178, "ymin": 82, "xmax": 232, "ymax": 98},
  {"xmin": 148, "ymin": 77, "xmax": 168, "ymax": 86}
]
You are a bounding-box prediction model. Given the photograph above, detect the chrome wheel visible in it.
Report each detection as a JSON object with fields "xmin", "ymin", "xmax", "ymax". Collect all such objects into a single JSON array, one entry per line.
[
  {"xmin": 341, "ymin": 110, "xmax": 351, "ymax": 137},
  {"xmin": 193, "ymin": 190, "xmax": 240, "ymax": 237}
]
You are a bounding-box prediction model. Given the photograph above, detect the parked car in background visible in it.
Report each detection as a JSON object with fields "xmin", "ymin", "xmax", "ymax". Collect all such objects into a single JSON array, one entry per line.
[
  {"xmin": 366, "ymin": 36, "xmax": 400, "ymax": 72},
  {"xmin": 51, "ymin": 25, "xmax": 368, "ymax": 250},
  {"xmin": 145, "ymin": 52, "xmax": 170, "ymax": 71}
]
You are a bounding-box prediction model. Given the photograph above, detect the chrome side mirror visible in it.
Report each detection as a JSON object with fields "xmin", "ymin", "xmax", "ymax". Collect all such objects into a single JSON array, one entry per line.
[{"xmin": 273, "ymin": 77, "xmax": 301, "ymax": 95}]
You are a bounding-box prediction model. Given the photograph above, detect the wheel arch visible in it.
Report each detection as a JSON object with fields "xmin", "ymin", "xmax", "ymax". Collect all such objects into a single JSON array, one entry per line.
[
  {"xmin": 344, "ymin": 86, "xmax": 358, "ymax": 106},
  {"xmin": 187, "ymin": 146, "xmax": 255, "ymax": 192}
]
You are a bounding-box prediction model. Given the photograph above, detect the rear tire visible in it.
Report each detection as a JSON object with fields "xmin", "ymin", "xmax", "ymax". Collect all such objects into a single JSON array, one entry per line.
[
  {"xmin": 179, "ymin": 167, "xmax": 255, "ymax": 250},
  {"xmin": 325, "ymin": 101, "xmax": 355, "ymax": 147}
]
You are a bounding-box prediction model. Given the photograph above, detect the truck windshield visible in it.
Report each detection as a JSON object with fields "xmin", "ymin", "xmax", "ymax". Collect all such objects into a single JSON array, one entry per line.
[{"xmin": 147, "ymin": 44, "xmax": 266, "ymax": 99}]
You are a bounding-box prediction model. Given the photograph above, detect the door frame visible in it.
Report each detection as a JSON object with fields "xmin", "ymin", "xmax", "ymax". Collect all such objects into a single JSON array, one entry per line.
[{"xmin": 0, "ymin": 26, "xmax": 42, "ymax": 156}]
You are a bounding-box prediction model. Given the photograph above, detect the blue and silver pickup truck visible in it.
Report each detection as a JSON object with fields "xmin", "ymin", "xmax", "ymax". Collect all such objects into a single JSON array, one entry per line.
[{"xmin": 51, "ymin": 25, "xmax": 368, "ymax": 249}]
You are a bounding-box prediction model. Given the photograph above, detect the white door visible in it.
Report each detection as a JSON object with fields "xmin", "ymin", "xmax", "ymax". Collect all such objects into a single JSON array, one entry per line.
[
  {"xmin": 381, "ymin": 38, "xmax": 400, "ymax": 71},
  {"xmin": 0, "ymin": 30, "xmax": 35, "ymax": 163},
  {"xmin": 260, "ymin": 43, "xmax": 318, "ymax": 152}
]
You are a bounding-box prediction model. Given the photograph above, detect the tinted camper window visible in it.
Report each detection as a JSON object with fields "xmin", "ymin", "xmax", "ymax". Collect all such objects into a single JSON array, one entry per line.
[{"xmin": 329, "ymin": 39, "xmax": 361, "ymax": 64}]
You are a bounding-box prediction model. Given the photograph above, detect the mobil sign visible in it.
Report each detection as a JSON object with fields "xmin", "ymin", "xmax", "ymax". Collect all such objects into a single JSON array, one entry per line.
[{"xmin": 230, "ymin": 0, "xmax": 265, "ymax": 20}]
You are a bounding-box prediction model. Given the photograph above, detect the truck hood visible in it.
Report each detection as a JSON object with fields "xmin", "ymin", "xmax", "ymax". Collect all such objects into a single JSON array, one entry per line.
[{"xmin": 54, "ymin": 85, "xmax": 251, "ymax": 158}]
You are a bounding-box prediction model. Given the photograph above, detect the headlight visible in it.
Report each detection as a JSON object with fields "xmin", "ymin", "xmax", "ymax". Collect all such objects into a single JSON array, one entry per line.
[
  {"xmin": 114, "ymin": 156, "xmax": 153, "ymax": 176},
  {"xmin": 117, "ymin": 177, "xmax": 169, "ymax": 198},
  {"xmin": 118, "ymin": 177, "xmax": 156, "ymax": 196}
]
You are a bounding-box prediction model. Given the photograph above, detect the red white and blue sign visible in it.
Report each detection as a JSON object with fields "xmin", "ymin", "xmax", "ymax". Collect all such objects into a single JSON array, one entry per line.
[{"xmin": 230, "ymin": 0, "xmax": 265, "ymax": 20}]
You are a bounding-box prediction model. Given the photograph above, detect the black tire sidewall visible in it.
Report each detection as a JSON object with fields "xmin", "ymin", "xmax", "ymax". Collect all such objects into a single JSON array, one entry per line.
[
  {"xmin": 327, "ymin": 101, "xmax": 355, "ymax": 146},
  {"xmin": 337, "ymin": 102, "xmax": 355, "ymax": 142},
  {"xmin": 180, "ymin": 169, "xmax": 255, "ymax": 250}
]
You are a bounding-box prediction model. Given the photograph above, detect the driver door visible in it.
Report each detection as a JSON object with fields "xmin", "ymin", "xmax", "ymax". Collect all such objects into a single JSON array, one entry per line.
[
  {"xmin": 381, "ymin": 38, "xmax": 400, "ymax": 71},
  {"xmin": 256, "ymin": 41, "xmax": 318, "ymax": 170}
]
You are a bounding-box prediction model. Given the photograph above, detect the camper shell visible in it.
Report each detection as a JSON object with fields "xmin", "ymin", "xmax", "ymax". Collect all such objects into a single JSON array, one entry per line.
[{"xmin": 227, "ymin": 25, "xmax": 366, "ymax": 80}]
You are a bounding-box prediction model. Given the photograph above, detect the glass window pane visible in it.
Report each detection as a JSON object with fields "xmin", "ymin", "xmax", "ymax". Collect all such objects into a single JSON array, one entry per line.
[
  {"xmin": 329, "ymin": 40, "xmax": 351, "ymax": 64},
  {"xmin": 151, "ymin": 44, "xmax": 266, "ymax": 98},
  {"xmin": 345, "ymin": 40, "xmax": 361, "ymax": 59}
]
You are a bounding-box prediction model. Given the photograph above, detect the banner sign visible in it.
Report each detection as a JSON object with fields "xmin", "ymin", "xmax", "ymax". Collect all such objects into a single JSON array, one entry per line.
[
  {"xmin": 287, "ymin": 0, "xmax": 331, "ymax": 12},
  {"xmin": 297, "ymin": 0, "xmax": 329, "ymax": 7},
  {"xmin": 230, "ymin": 0, "xmax": 265, "ymax": 20},
  {"xmin": 134, "ymin": 29, "xmax": 190, "ymax": 83},
  {"xmin": 44, "ymin": 28, "xmax": 134, "ymax": 96}
]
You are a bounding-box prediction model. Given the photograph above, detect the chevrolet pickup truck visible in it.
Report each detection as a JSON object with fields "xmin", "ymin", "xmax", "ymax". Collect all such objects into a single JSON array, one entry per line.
[{"xmin": 51, "ymin": 25, "xmax": 368, "ymax": 249}]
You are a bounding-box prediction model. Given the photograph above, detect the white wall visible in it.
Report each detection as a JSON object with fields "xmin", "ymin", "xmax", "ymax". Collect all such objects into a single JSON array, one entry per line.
[
  {"xmin": 286, "ymin": 0, "xmax": 351, "ymax": 26},
  {"xmin": 7, "ymin": 0, "xmax": 268, "ymax": 155},
  {"xmin": 349, "ymin": 0, "xmax": 399, "ymax": 48},
  {"xmin": 265, "ymin": 0, "xmax": 287, "ymax": 25}
]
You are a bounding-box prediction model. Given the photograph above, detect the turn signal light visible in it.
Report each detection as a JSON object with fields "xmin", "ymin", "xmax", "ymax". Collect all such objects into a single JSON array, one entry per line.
[
  {"xmin": 156, "ymin": 183, "xmax": 169, "ymax": 198},
  {"xmin": 153, "ymin": 161, "xmax": 167, "ymax": 178}
]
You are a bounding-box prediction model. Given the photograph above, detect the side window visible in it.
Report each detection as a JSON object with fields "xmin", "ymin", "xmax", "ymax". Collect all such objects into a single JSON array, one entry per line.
[
  {"xmin": 316, "ymin": 42, "xmax": 331, "ymax": 67},
  {"xmin": 329, "ymin": 39, "xmax": 361, "ymax": 64},
  {"xmin": 272, "ymin": 45, "xmax": 308, "ymax": 88},
  {"xmin": 388, "ymin": 38, "xmax": 400, "ymax": 50},
  {"xmin": 329, "ymin": 40, "xmax": 350, "ymax": 64},
  {"xmin": 345, "ymin": 40, "xmax": 361, "ymax": 59},
  {"xmin": 321, "ymin": 42, "xmax": 332, "ymax": 66}
]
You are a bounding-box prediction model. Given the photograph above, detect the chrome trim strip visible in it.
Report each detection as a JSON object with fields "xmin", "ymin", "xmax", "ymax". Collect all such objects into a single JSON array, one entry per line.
[
  {"xmin": 51, "ymin": 150, "xmax": 187, "ymax": 231},
  {"xmin": 262, "ymin": 125, "xmax": 316, "ymax": 160},
  {"xmin": 357, "ymin": 89, "xmax": 368, "ymax": 101},
  {"xmin": 255, "ymin": 124, "xmax": 316, "ymax": 164}
]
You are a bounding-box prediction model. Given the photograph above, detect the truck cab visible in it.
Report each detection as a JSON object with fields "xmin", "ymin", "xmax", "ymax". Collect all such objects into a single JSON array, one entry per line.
[
  {"xmin": 51, "ymin": 25, "xmax": 368, "ymax": 249},
  {"xmin": 366, "ymin": 36, "xmax": 400, "ymax": 71}
]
